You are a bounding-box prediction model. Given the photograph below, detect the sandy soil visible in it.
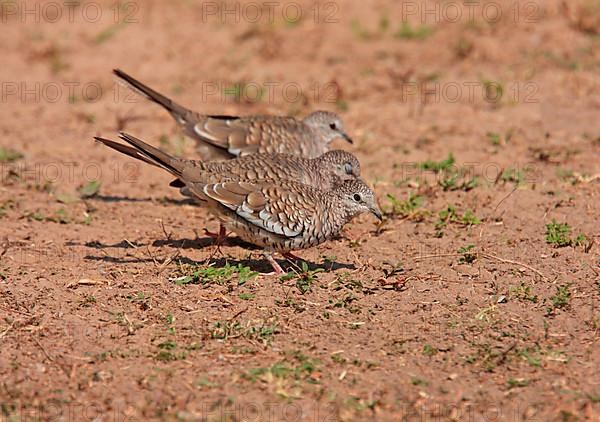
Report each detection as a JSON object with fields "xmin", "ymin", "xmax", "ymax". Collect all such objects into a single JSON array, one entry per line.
[{"xmin": 1, "ymin": 0, "xmax": 599, "ymax": 420}]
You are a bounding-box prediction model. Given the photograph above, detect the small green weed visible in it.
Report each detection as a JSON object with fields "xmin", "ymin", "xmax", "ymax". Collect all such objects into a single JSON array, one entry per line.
[
  {"xmin": 509, "ymin": 283, "xmax": 538, "ymax": 303},
  {"xmin": 0, "ymin": 148, "xmax": 23, "ymax": 162},
  {"xmin": 507, "ymin": 378, "xmax": 529, "ymax": 389},
  {"xmin": 78, "ymin": 180, "xmax": 101, "ymax": 198},
  {"xmin": 385, "ymin": 192, "xmax": 424, "ymax": 218},
  {"xmin": 211, "ymin": 320, "xmax": 241, "ymax": 340},
  {"xmin": 545, "ymin": 220, "xmax": 589, "ymax": 248},
  {"xmin": 501, "ymin": 168, "xmax": 524, "ymax": 185},
  {"xmin": 171, "ymin": 263, "xmax": 258, "ymax": 286},
  {"xmin": 280, "ymin": 262, "xmax": 323, "ymax": 294},
  {"xmin": 435, "ymin": 205, "xmax": 481, "ymax": 237},
  {"xmin": 547, "ymin": 284, "xmax": 571, "ymax": 314},
  {"xmin": 422, "ymin": 344, "xmax": 438, "ymax": 356},
  {"xmin": 395, "ymin": 22, "xmax": 434, "ymax": 40},
  {"xmin": 419, "ymin": 153, "xmax": 455, "ymax": 172},
  {"xmin": 244, "ymin": 351, "xmax": 319, "ymax": 384},
  {"xmin": 155, "ymin": 340, "xmax": 187, "ymax": 361},
  {"xmin": 458, "ymin": 244, "xmax": 477, "ymax": 264}
]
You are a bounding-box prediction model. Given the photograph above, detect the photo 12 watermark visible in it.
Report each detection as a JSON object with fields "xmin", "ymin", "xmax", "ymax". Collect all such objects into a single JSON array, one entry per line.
[
  {"xmin": 1, "ymin": 161, "xmax": 140, "ymax": 185},
  {"xmin": 398, "ymin": 401, "xmax": 539, "ymax": 421},
  {"xmin": 400, "ymin": 81, "xmax": 539, "ymax": 105},
  {"xmin": 197, "ymin": 401, "xmax": 338, "ymax": 422},
  {"xmin": 0, "ymin": 1, "xmax": 139, "ymax": 24},
  {"xmin": 399, "ymin": 1, "xmax": 540, "ymax": 24},
  {"xmin": 200, "ymin": 1, "xmax": 339, "ymax": 24},
  {"xmin": 1, "ymin": 81, "xmax": 136, "ymax": 104},
  {"xmin": 0, "ymin": 81, "xmax": 344, "ymax": 105},
  {"xmin": 394, "ymin": 160, "xmax": 540, "ymax": 185},
  {"xmin": 198, "ymin": 81, "xmax": 342, "ymax": 104},
  {"xmin": 1, "ymin": 80, "xmax": 539, "ymax": 106},
  {"xmin": 0, "ymin": 401, "xmax": 138, "ymax": 422}
]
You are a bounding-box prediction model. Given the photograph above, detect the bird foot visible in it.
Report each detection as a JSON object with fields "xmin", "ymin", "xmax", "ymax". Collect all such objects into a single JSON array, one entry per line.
[
  {"xmin": 264, "ymin": 254, "xmax": 285, "ymax": 275},
  {"xmin": 203, "ymin": 225, "xmax": 228, "ymax": 245}
]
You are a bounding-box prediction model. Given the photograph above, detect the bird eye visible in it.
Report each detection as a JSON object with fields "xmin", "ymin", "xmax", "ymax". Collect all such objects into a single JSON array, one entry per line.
[
  {"xmin": 344, "ymin": 163, "xmax": 354, "ymax": 175},
  {"xmin": 353, "ymin": 193, "xmax": 362, "ymax": 202},
  {"xmin": 329, "ymin": 123, "xmax": 337, "ymax": 130}
]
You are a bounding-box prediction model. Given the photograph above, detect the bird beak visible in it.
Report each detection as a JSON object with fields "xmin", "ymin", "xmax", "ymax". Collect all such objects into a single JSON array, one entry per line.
[
  {"xmin": 370, "ymin": 206, "xmax": 383, "ymax": 221},
  {"xmin": 340, "ymin": 132, "xmax": 353, "ymax": 144}
]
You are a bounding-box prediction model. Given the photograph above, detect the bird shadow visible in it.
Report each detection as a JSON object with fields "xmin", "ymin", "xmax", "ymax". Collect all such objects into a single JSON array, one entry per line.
[
  {"xmin": 83, "ymin": 255, "xmax": 156, "ymax": 264},
  {"xmin": 150, "ymin": 238, "xmax": 355, "ymax": 273},
  {"xmin": 166, "ymin": 255, "xmax": 354, "ymax": 274},
  {"xmin": 76, "ymin": 237, "xmax": 355, "ymax": 273},
  {"xmin": 81, "ymin": 239, "xmax": 144, "ymax": 249},
  {"xmin": 151, "ymin": 237, "xmax": 260, "ymax": 250},
  {"xmin": 91, "ymin": 195, "xmax": 194, "ymax": 205},
  {"xmin": 90, "ymin": 194, "xmax": 153, "ymax": 203}
]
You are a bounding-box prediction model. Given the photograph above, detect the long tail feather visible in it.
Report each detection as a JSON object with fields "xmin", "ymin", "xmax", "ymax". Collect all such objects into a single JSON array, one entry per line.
[
  {"xmin": 94, "ymin": 136, "xmax": 158, "ymax": 167},
  {"xmin": 94, "ymin": 132, "xmax": 186, "ymax": 181},
  {"xmin": 116, "ymin": 132, "xmax": 185, "ymax": 178},
  {"xmin": 114, "ymin": 69, "xmax": 191, "ymax": 123}
]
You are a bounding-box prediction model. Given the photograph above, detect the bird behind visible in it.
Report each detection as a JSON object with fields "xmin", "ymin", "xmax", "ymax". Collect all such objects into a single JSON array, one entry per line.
[
  {"xmin": 113, "ymin": 69, "xmax": 353, "ymax": 160},
  {"xmin": 95, "ymin": 132, "xmax": 361, "ymax": 191}
]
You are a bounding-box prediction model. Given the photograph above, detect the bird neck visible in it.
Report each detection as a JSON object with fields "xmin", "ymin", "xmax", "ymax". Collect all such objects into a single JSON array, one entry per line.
[{"xmin": 327, "ymin": 192, "xmax": 355, "ymax": 226}]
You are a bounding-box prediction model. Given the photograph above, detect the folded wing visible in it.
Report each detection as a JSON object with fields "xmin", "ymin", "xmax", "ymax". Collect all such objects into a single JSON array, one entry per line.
[
  {"xmin": 194, "ymin": 117, "xmax": 304, "ymax": 157},
  {"xmin": 191, "ymin": 181, "xmax": 314, "ymax": 238}
]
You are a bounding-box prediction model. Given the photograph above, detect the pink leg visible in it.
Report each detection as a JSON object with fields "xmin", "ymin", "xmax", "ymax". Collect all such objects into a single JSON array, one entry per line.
[
  {"xmin": 264, "ymin": 253, "xmax": 285, "ymax": 275},
  {"xmin": 203, "ymin": 225, "xmax": 228, "ymax": 245}
]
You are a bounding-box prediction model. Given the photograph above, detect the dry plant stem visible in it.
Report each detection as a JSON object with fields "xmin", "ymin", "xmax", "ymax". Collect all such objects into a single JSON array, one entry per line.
[
  {"xmin": 480, "ymin": 253, "xmax": 547, "ymax": 280},
  {"xmin": 34, "ymin": 338, "xmax": 71, "ymax": 377}
]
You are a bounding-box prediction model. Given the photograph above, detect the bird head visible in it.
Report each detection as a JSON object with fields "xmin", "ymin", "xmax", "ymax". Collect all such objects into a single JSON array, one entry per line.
[
  {"xmin": 317, "ymin": 150, "xmax": 361, "ymax": 181},
  {"xmin": 337, "ymin": 179, "xmax": 382, "ymax": 222},
  {"xmin": 304, "ymin": 111, "xmax": 353, "ymax": 145}
]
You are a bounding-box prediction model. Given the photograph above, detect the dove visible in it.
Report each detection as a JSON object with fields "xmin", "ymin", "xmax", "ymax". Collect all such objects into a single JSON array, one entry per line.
[
  {"xmin": 113, "ymin": 69, "xmax": 353, "ymax": 160},
  {"xmin": 95, "ymin": 133, "xmax": 360, "ymax": 190},
  {"xmin": 94, "ymin": 133, "xmax": 380, "ymax": 273},
  {"xmin": 96, "ymin": 132, "xmax": 361, "ymax": 240}
]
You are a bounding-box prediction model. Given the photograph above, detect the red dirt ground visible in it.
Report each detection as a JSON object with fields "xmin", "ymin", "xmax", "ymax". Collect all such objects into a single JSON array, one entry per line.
[{"xmin": 1, "ymin": 0, "xmax": 599, "ymax": 420}]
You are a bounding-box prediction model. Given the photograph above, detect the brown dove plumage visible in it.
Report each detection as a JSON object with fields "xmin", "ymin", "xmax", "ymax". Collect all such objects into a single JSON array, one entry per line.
[
  {"xmin": 113, "ymin": 69, "xmax": 353, "ymax": 161},
  {"xmin": 95, "ymin": 133, "xmax": 380, "ymax": 273},
  {"xmin": 95, "ymin": 133, "xmax": 360, "ymax": 192}
]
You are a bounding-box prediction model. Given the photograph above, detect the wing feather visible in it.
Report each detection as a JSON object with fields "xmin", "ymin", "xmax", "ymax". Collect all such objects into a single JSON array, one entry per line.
[
  {"xmin": 194, "ymin": 117, "xmax": 259, "ymax": 156},
  {"xmin": 194, "ymin": 116, "xmax": 305, "ymax": 156},
  {"xmin": 200, "ymin": 181, "xmax": 309, "ymax": 238}
]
